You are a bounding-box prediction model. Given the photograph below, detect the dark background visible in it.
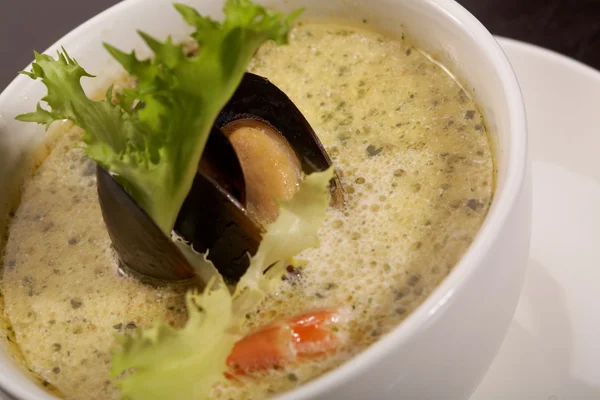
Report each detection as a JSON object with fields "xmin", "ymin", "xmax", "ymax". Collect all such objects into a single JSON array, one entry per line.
[{"xmin": 1, "ymin": 0, "xmax": 600, "ymax": 90}]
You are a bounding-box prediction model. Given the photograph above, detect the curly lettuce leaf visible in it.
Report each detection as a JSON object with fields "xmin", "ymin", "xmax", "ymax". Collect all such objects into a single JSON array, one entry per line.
[
  {"xmin": 111, "ymin": 277, "xmax": 235, "ymax": 400},
  {"xmin": 16, "ymin": 0, "xmax": 301, "ymax": 234},
  {"xmin": 172, "ymin": 232, "xmax": 221, "ymax": 285},
  {"xmin": 231, "ymin": 168, "xmax": 334, "ymax": 318},
  {"xmin": 111, "ymin": 168, "xmax": 333, "ymax": 400}
]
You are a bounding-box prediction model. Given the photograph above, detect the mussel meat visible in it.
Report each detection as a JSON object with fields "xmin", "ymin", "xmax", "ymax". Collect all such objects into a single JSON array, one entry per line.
[{"xmin": 97, "ymin": 73, "xmax": 344, "ymax": 284}]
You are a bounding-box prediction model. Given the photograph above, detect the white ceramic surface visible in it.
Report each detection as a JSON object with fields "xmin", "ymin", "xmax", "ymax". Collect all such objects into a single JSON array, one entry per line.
[
  {"xmin": 471, "ymin": 38, "xmax": 600, "ymax": 400},
  {"xmin": 0, "ymin": 1, "xmax": 529, "ymax": 399}
]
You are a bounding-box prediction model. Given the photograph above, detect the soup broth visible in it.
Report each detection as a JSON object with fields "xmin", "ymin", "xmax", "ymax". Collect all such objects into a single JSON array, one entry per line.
[{"xmin": 1, "ymin": 22, "xmax": 493, "ymax": 400}]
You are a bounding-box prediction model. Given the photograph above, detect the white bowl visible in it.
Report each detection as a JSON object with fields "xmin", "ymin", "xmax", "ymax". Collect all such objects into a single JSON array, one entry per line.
[{"xmin": 0, "ymin": 0, "xmax": 531, "ymax": 399}]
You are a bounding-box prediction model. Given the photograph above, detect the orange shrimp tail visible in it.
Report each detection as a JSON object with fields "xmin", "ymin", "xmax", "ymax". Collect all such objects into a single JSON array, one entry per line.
[
  {"xmin": 226, "ymin": 309, "xmax": 340, "ymax": 376},
  {"xmin": 227, "ymin": 323, "xmax": 295, "ymax": 374},
  {"xmin": 288, "ymin": 310, "xmax": 339, "ymax": 357}
]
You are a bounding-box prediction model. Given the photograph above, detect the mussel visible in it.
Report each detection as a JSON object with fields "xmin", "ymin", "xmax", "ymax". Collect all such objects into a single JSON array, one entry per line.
[{"xmin": 97, "ymin": 72, "xmax": 344, "ymax": 284}]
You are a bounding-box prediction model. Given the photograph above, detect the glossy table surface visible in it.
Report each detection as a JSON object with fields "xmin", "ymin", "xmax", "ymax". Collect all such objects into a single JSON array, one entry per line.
[{"xmin": 1, "ymin": 0, "xmax": 599, "ymax": 90}]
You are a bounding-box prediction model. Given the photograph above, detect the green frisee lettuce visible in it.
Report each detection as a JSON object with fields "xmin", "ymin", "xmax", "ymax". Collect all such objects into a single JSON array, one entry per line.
[
  {"xmin": 111, "ymin": 168, "xmax": 333, "ymax": 400},
  {"xmin": 15, "ymin": 2, "xmax": 335, "ymax": 398},
  {"xmin": 16, "ymin": 0, "xmax": 302, "ymax": 234}
]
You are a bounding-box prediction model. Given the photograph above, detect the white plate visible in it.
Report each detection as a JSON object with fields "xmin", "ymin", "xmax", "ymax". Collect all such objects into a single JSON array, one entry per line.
[{"xmin": 472, "ymin": 38, "xmax": 600, "ymax": 399}]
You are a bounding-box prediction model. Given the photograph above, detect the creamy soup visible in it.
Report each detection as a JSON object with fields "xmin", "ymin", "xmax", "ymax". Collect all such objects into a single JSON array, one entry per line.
[{"xmin": 1, "ymin": 22, "xmax": 493, "ymax": 400}]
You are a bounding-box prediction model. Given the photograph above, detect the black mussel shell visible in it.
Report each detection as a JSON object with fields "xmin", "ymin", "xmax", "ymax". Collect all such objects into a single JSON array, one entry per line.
[
  {"xmin": 175, "ymin": 126, "xmax": 264, "ymax": 282},
  {"xmin": 215, "ymin": 73, "xmax": 330, "ymax": 173},
  {"xmin": 97, "ymin": 165, "xmax": 196, "ymax": 282},
  {"xmin": 174, "ymin": 170, "xmax": 263, "ymax": 281},
  {"xmin": 216, "ymin": 73, "xmax": 344, "ymax": 208},
  {"xmin": 98, "ymin": 73, "xmax": 343, "ymax": 284},
  {"xmin": 97, "ymin": 127, "xmax": 256, "ymax": 283}
]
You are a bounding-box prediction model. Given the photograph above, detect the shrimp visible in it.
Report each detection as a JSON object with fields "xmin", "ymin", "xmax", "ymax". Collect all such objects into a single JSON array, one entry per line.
[{"xmin": 227, "ymin": 309, "xmax": 342, "ymax": 376}]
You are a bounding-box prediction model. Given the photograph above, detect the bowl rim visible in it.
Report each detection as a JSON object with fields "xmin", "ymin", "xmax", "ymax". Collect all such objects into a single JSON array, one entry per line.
[{"xmin": 0, "ymin": 0, "xmax": 527, "ymax": 399}]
